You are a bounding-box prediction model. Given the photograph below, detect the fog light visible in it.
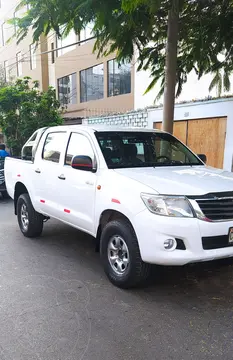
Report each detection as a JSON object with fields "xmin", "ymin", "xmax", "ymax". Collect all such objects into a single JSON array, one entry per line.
[{"xmin": 164, "ymin": 239, "xmax": 177, "ymax": 251}]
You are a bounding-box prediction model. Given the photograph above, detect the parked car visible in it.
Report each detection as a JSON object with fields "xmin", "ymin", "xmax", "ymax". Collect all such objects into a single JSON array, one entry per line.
[
  {"xmin": 0, "ymin": 159, "xmax": 8, "ymax": 199},
  {"xmin": 4, "ymin": 125, "xmax": 233, "ymax": 288}
]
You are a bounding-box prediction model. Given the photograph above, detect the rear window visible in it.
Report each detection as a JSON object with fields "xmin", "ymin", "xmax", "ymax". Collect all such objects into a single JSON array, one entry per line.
[{"xmin": 42, "ymin": 132, "xmax": 66, "ymax": 163}]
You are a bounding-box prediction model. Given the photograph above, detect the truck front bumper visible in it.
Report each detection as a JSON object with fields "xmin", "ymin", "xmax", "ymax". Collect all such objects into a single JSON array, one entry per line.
[{"xmin": 133, "ymin": 210, "xmax": 233, "ymax": 265}]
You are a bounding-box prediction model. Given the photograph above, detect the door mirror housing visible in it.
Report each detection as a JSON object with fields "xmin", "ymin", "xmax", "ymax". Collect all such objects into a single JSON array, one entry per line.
[
  {"xmin": 198, "ymin": 154, "xmax": 207, "ymax": 164},
  {"xmin": 71, "ymin": 155, "xmax": 95, "ymax": 172}
]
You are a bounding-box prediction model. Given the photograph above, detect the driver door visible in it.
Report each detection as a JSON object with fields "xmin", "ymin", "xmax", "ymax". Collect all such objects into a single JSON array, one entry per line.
[{"xmin": 57, "ymin": 132, "xmax": 97, "ymax": 234}]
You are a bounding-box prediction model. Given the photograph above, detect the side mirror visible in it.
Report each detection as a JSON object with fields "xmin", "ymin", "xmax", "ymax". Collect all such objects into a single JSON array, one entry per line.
[
  {"xmin": 71, "ymin": 155, "xmax": 95, "ymax": 172},
  {"xmin": 198, "ymin": 154, "xmax": 207, "ymax": 164}
]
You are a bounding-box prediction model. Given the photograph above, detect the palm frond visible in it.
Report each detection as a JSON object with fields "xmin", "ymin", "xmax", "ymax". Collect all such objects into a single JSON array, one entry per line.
[
  {"xmin": 144, "ymin": 77, "xmax": 157, "ymax": 94},
  {"xmin": 209, "ymin": 71, "xmax": 221, "ymax": 93},
  {"xmin": 223, "ymin": 71, "xmax": 231, "ymax": 92}
]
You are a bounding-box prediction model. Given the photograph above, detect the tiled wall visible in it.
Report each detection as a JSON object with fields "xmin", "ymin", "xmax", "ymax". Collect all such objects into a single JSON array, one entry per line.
[{"xmin": 83, "ymin": 110, "xmax": 148, "ymax": 128}]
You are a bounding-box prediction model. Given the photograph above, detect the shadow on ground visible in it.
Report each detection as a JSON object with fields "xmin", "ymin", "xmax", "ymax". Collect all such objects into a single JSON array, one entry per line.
[
  {"xmin": 2, "ymin": 197, "xmax": 233, "ymax": 308},
  {"xmin": 1, "ymin": 199, "xmax": 233, "ymax": 359},
  {"xmin": 37, "ymin": 215, "xmax": 233, "ymax": 311}
]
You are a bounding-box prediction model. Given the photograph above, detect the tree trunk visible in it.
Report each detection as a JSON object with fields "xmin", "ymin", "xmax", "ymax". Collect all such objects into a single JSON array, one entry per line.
[{"xmin": 162, "ymin": 0, "xmax": 180, "ymax": 134}]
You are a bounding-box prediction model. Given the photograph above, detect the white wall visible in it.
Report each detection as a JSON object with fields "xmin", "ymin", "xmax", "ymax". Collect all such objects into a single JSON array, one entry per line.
[
  {"xmin": 48, "ymin": 63, "xmax": 56, "ymax": 88},
  {"xmin": 147, "ymin": 98, "xmax": 233, "ymax": 171},
  {"xmin": 134, "ymin": 66, "xmax": 233, "ymax": 109},
  {"xmin": 134, "ymin": 67, "xmax": 157, "ymax": 109}
]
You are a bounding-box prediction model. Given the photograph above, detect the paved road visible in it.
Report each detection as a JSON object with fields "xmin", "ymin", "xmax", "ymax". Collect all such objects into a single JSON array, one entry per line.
[{"xmin": 1, "ymin": 198, "xmax": 233, "ymax": 360}]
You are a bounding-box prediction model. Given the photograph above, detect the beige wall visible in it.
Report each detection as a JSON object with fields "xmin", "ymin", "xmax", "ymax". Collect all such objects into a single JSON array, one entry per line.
[{"xmin": 47, "ymin": 37, "xmax": 135, "ymax": 118}]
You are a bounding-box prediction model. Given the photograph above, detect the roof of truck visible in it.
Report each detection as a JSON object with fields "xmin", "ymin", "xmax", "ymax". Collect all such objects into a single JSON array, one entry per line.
[{"xmin": 56, "ymin": 125, "xmax": 165, "ymax": 133}]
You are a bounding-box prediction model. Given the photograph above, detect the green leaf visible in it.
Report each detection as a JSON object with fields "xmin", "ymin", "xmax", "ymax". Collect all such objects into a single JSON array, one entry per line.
[
  {"xmin": 209, "ymin": 71, "xmax": 221, "ymax": 94},
  {"xmin": 0, "ymin": 77, "xmax": 63, "ymax": 156},
  {"xmin": 144, "ymin": 77, "xmax": 157, "ymax": 94}
]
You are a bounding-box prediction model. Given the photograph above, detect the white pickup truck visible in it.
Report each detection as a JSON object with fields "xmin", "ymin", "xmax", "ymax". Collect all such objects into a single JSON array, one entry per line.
[{"xmin": 5, "ymin": 125, "xmax": 233, "ymax": 288}]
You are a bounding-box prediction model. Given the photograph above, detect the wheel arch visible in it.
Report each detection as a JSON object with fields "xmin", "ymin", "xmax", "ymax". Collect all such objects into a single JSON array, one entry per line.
[
  {"xmin": 14, "ymin": 182, "xmax": 29, "ymax": 215},
  {"xmin": 95, "ymin": 209, "xmax": 134, "ymax": 252}
]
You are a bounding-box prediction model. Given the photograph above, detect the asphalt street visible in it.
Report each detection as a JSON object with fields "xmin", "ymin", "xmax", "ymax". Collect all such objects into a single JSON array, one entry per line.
[{"xmin": 1, "ymin": 197, "xmax": 233, "ymax": 360}]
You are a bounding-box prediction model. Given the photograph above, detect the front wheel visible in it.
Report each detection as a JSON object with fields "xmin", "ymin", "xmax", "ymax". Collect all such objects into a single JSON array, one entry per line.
[
  {"xmin": 100, "ymin": 219, "xmax": 151, "ymax": 288},
  {"xmin": 17, "ymin": 193, "xmax": 44, "ymax": 238}
]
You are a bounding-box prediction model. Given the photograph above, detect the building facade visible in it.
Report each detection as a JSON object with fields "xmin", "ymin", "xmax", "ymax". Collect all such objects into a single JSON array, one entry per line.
[
  {"xmin": 47, "ymin": 35, "xmax": 135, "ymax": 119},
  {"xmin": 0, "ymin": 2, "xmax": 49, "ymax": 90},
  {"xmin": 0, "ymin": 0, "xmax": 136, "ymax": 123},
  {"xmin": 1, "ymin": 0, "xmax": 228, "ymax": 122},
  {"xmin": 1, "ymin": 0, "xmax": 233, "ymax": 170}
]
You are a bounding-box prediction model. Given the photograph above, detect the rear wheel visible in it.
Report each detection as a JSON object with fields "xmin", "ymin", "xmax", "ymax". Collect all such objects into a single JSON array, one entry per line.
[
  {"xmin": 100, "ymin": 219, "xmax": 151, "ymax": 288},
  {"xmin": 17, "ymin": 193, "xmax": 44, "ymax": 238}
]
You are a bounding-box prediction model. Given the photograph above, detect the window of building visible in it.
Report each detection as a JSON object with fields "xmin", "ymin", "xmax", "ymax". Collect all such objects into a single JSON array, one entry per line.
[
  {"xmin": 65, "ymin": 133, "xmax": 94, "ymax": 165},
  {"xmin": 107, "ymin": 59, "xmax": 131, "ymax": 97},
  {"xmin": 30, "ymin": 44, "xmax": 36, "ymax": 70},
  {"xmin": 57, "ymin": 27, "xmax": 76, "ymax": 57},
  {"xmin": 58, "ymin": 73, "xmax": 77, "ymax": 105},
  {"xmin": 42, "ymin": 132, "xmax": 66, "ymax": 163},
  {"xmin": 80, "ymin": 64, "xmax": 104, "ymax": 103},
  {"xmin": 4, "ymin": 60, "xmax": 9, "ymax": 82},
  {"xmin": 16, "ymin": 51, "xmax": 23, "ymax": 76}
]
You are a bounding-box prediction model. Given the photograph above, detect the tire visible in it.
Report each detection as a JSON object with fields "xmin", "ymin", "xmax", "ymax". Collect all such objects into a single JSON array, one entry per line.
[
  {"xmin": 1, "ymin": 190, "xmax": 9, "ymax": 199},
  {"xmin": 100, "ymin": 219, "xmax": 151, "ymax": 289},
  {"xmin": 17, "ymin": 193, "xmax": 44, "ymax": 238}
]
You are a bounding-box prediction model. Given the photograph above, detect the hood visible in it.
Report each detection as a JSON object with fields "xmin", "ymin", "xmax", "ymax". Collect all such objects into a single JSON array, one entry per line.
[{"xmin": 114, "ymin": 166, "xmax": 233, "ymax": 196}]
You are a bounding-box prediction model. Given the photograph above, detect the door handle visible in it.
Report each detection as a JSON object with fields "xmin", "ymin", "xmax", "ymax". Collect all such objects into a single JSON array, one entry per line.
[
  {"xmin": 86, "ymin": 180, "xmax": 94, "ymax": 186},
  {"xmin": 35, "ymin": 168, "xmax": 41, "ymax": 174},
  {"xmin": 58, "ymin": 174, "xmax": 66, "ymax": 180}
]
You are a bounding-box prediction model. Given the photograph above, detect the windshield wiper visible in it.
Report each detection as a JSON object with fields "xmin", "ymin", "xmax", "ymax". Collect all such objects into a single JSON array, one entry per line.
[
  {"xmin": 108, "ymin": 161, "xmax": 203, "ymax": 169},
  {"xmin": 152, "ymin": 161, "xmax": 198, "ymax": 167}
]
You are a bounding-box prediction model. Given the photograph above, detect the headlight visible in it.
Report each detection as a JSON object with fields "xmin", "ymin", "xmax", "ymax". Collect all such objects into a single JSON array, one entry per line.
[{"xmin": 141, "ymin": 193, "xmax": 194, "ymax": 218}]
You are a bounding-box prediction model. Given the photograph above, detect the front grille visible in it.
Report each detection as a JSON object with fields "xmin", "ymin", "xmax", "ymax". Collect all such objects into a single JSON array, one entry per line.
[
  {"xmin": 188, "ymin": 192, "xmax": 233, "ymax": 221},
  {"xmin": 202, "ymin": 235, "xmax": 232, "ymax": 250},
  {"xmin": 196, "ymin": 198, "xmax": 233, "ymax": 221}
]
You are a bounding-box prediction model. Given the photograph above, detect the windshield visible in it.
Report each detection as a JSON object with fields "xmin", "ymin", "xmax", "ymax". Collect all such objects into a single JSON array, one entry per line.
[{"xmin": 95, "ymin": 131, "xmax": 203, "ymax": 169}]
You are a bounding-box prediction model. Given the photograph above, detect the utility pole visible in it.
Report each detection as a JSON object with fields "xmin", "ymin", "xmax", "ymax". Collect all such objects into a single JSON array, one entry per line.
[{"xmin": 162, "ymin": 0, "xmax": 180, "ymax": 134}]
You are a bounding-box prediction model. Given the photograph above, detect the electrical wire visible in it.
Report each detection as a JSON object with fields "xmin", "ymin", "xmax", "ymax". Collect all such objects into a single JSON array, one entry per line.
[
  {"xmin": 3, "ymin": 31, "xmax": 57, "ymax": 71},
  {"xmin": 3, "ymin": 27, "xmax": 135, "ymax": 82},
  {"xmin": 1, "ymin": 33, "xmax": 56, "ymax": 67},
  {"xmin": 2, "ymin": 27, "xmax": 92, "ymax": 71}
]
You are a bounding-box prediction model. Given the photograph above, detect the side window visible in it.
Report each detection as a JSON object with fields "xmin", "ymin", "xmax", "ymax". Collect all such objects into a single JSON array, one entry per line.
[
  {"xmin": 65, "ymin": 133, "xmax": 94, "ymax": 166},
  {"xmin": 42, "ymin": 132, "xmax": 66, "ymax": 163}
]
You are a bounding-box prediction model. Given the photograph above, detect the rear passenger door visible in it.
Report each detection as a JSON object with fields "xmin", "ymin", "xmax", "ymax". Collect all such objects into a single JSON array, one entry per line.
[{"xmin": 34, "ymin": 131, "xmax": 67, "ymax": 218}]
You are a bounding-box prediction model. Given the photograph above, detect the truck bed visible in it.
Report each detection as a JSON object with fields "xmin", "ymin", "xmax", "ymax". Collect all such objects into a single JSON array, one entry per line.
[{"xmin": 5, "ymin": 157, "xmax": 34, "ymax": 200}]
